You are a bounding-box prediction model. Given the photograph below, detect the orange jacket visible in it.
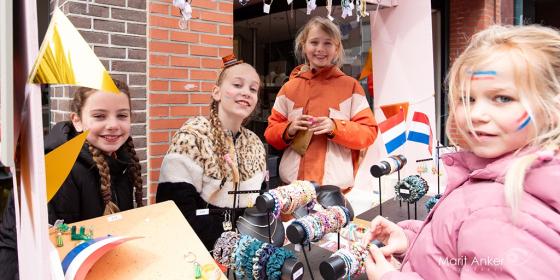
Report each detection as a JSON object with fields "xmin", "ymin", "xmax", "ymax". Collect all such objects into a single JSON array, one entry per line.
[{"xmin": 264, "ymin": 65, "xmax": 377, "ymax": 189}]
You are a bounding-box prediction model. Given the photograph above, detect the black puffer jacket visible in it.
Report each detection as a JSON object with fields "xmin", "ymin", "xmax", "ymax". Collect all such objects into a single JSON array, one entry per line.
[{"xmin": 46, "ymin": 121, "xmax": 135, "ymax": 225}]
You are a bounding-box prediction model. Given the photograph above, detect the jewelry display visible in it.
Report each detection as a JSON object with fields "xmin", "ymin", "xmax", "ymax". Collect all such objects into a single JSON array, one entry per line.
[
  {"xmin": 321, "ymin": 243, "xmax": 368, "ymax": 279},
  {"xmin": 287, "ymin": 206, "xmax": 350, "ymax": 244},
  {"xmin": 394, "ymin": 175, "xmax": 429, "ymax": 203},
  {"xmin": 213, "ymin": 233, "xmax": 298, "ymax": 280},
  {"xmin": 258, "ymin": 180, "xmax": 317, "ymax": 218}
]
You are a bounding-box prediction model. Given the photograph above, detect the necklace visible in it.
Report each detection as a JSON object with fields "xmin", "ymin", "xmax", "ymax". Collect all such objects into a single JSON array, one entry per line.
[
  {"xmin": 237, "ymin": 219, "xmax": 277, "ymax": 240},
  {"xmin": 238, "ymin": 216, "xmax": 276, "ymax": 228}
]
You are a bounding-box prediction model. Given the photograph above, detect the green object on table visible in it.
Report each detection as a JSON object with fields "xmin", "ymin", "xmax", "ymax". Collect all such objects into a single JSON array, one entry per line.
[
  {"xmin": 70, "ymin": 225, "xmax": 92, "ymax": 241},
  {"xmin": 56, "ymin": 233, "xmax": 64, "ymax": 247},
  {"xmin": 194, "ymin": 262, "xmax": 202, "ymax": 279}
]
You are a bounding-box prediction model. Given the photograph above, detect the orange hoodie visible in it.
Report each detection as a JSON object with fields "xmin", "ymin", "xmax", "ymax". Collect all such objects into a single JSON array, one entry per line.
[{"xmin": 264, "ymin": 65, "xmax": 377, "ymax": 189}]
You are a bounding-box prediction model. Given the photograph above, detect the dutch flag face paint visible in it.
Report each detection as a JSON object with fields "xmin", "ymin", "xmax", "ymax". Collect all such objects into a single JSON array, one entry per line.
[
  {"xmin": 516, "ymin": 111, "xmax": 531, "ymax": 131},
  {"xmin": 471, "ymin": 70, "xmax": 497, "ymax": 81}
]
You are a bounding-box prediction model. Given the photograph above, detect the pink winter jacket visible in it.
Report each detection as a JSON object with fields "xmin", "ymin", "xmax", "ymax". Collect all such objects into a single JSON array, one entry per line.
[{"xmin": 382, "ymin": 150, "xmax": 560, "ymax": 280}]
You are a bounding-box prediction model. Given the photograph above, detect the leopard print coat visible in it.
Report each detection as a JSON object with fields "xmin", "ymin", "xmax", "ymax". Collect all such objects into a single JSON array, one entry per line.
[{"xmin": 158, "ymin": 116, "xmax": 266, "ymax": 207}]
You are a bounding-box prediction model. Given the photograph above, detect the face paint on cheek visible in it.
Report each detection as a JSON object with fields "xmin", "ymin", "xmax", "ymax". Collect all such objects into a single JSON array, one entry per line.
[
  {"xmin": 515, "ymin": 111, "xmax": 532, "ymax": 131},
  {"xmin": 222, "ymin": 90, "xmax": 236, "ymax": 100},
  {"xmin": 471, "ymin": 70, "xmax": 497, "ymax": 81}
]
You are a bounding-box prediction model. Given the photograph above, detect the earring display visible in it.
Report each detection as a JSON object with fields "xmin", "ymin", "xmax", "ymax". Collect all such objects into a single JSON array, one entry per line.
[
  {"xmin": 213, "ymin": 232, "xmax": 301, "ymax": 280},
  {"xmin": 256, "ymin": 180, "xmax": 317, "ymax": 218},
  {"xmin": 287, "ymin": 206, "xmax": 350, "ymax": 245},
  {"xmin": 236, "ymin": 207, "xmax": 285, "ymax": 246},
  {"xmin": 394, "ymin": 175, "xmax": 429, "ymax": 203}
]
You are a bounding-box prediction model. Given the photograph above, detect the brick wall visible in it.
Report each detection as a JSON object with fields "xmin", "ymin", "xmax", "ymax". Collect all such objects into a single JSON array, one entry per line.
[
  {"xmin": 147, "ymin": 1, "xmax": 234, "ymax": 203},
  {"xmin": 446, "ymin": 0, "xmax": 507, "ymax": 145},
  {"xmin": 49, "ymin": 0, "xmax": 148, "ymax": 204}
]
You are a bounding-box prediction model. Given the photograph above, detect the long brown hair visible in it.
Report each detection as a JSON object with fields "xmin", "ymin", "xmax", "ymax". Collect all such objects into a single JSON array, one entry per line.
[{"xmin": 71, "ymin": 79, "xmax": 143, "ymax": 214}]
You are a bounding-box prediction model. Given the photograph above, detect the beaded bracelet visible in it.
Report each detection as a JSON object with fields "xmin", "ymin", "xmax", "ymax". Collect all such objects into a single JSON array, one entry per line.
[{"xmin": 292, "ymin": 206, "xmax": 349, "ymax": 243}]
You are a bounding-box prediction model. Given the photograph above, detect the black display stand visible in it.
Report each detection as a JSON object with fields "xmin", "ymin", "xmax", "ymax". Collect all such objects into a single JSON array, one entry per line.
[{"xmin": 226, "ymin": 258, "xmax": 304, "ymax": 280}]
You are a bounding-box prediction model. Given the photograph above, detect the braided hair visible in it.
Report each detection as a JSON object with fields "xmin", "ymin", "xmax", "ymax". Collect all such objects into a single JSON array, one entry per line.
[{"xmin": 71, "ymin": 79, "xmax": 143, "ymax": 214}]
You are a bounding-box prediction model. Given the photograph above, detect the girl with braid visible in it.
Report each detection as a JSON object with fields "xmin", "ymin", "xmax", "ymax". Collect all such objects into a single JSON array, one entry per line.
[
  {"xmin": 157, "ymin": 54, "xmax": 267, "ymax": 249},
  {"xmin": 46, "ymin": 79, "xmax": 143, "ymax": 224}
]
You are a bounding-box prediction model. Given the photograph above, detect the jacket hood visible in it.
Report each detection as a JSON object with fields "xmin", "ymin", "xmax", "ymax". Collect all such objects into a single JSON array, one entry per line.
[
  {"xmin": 442, "ymin": 148, "xmax": 560, "ymax": 213},
  {"xmin": 289, "ymin": 64, "xmax": 345, "ymax": 80}
]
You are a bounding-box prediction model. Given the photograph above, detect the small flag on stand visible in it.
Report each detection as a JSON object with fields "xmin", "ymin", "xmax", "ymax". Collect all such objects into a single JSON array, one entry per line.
[
  {"xmin": 407, "ymin": 111, "xmax": 433, "ymax": 155},
  {"xmin": 379, "ymin": 110, "xmax": 407, "ymax": 154}
]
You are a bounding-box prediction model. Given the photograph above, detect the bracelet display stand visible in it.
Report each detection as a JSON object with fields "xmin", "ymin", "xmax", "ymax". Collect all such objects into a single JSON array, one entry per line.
[
  {"xmin": 236, "ymin": 207, "xmax": 285, "ymax": 247},
  {"xmin": 319, "ymin": 240, "xmax": 385, "ymax": 280}
]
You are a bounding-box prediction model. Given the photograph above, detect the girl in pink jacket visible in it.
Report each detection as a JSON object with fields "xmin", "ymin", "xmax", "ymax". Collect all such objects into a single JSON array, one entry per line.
[{"xmin": 364, "ymin": 25, "xmax": 560, "ymax": 280}]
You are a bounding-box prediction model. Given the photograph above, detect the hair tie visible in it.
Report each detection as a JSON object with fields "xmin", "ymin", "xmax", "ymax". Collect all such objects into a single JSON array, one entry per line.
[
  {"xmin": 425, "ymin": 194, "xmax": 442, "ymax": 212},
  {"xmin": 222, "ymin": 54, "xmax": 243, "ymax": 69},
  {"xmin": 394, "ymin": 175, "xmax": 429, "ymax": 203}
]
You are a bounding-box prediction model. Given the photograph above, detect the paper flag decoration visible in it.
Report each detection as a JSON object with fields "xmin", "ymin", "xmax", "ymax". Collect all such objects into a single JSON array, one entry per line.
[
  {"xmin": 407, "ymin": 111, "xmax": 433, "ymax": 155},
  {"xmin": 379, "ymin": 110, "xmax": 407, "ymax": 154},
  {"xmin": 380, "ymin": 102, "xmax": 409, "ymax": 119},
  {"xmin": 61, "ymin": 235, "xmax": 141, "ymax": 280},
  {"xmin": 359, "ymin": 47, "xmax": 373, "ymax": 81},
  {"xmin": 45, "ymin": 130, "xmax": 89, "ymax": 202},
  {"xmin": 28, "ymin": 7, "xmax": 118, "ymax": 93}
]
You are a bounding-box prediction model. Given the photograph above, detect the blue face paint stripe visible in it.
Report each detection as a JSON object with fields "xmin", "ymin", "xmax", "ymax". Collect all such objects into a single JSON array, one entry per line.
[
  {"xmin": 472, "ymin": 70, "xmax": 497, "ymax": 76},
  {"xmin": 517, "ymin": 116, "xmax": 532, "ymax": 131}
]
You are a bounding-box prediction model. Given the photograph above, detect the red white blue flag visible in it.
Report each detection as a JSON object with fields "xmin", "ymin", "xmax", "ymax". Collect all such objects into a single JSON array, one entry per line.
[
  {"xmin": 379, "ymin": 110, "xmax": 407, "ymax": 154},
  {"xmin": 407, "ymin": 111, "xmax": 433, "ymax": 155}
]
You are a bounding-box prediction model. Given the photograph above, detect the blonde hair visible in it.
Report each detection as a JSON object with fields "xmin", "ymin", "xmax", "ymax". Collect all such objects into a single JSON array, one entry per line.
[
  {"xmin": 71, "ymin": 79, "xmax": 144, "ymax": 214},
  {"xmin": 210, "ymin": 63, "xmax": 261, "ymax": 182},
  {"xmin": 294, "ymin": 17, "xmax": 345, "ymax": 68},
  {"xmin": 446, "ymin": 25, "xmax": 560, "ymax": 219}
]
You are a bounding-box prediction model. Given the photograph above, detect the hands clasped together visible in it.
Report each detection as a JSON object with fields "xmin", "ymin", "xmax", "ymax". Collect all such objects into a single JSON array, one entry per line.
[
  {"xmin": 362, "ymin": 216, "xmax": 409, "ymax": 280},
  {"xmin": 286, "ymin": 115, "xmax": 335, "ymax": 138}
]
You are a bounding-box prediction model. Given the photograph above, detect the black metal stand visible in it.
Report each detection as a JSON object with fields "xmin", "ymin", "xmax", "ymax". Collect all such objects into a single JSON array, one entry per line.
[
  {"xmin": 378, "ymin": 177, "xmax": 382, "ymax": 216},
  {"xmin": 301, "ymin": 244, "xmax": 316, "ymax": 280},
  {"xmin": 337, "ymin": 231, "xmax": 340, "ymax": 250}
]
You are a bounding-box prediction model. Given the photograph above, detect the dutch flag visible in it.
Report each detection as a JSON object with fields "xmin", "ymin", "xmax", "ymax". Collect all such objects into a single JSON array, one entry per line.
[
  {"xmin": 407, "ymin": 111, "xmax": 433, "ymax": 155},
  {"xmin": 379, "ymin": 110, "xmax": 407, "ymax": 154}
]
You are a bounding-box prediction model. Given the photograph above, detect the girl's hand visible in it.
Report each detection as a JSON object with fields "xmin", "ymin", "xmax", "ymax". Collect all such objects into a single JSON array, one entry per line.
[
  {"xmin": 308, "ymin": 116, "xmax": 335, "ymax": 135},
  {"xmin": 286, "ymin": 115, "xmax": 313, "ymax": 137},
  {"xmin": 365, "ymin": 244, "xmax": 397, "ymax": 280},
  {"xmin": 362, "ymin": 216, "xmax": 408, "ymax": 257}
]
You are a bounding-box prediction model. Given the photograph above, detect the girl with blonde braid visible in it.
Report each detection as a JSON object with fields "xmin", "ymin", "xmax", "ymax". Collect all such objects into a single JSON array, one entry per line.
[
  {"xmin": 363, "ymin": 25, "xmax": 560, "ymax": 280},
  {"xmin": 157, "ymin": 54, "xmax": 267, "ymax": 250},
  {"xmin": 47, "ymin": 79, "xmax": 143, "ymax": 224}
]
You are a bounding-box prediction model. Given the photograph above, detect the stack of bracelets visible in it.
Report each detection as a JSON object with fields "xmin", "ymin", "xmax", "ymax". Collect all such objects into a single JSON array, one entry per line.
[
  {"xmin": 394, "ymin": 175, "xmax": 429, "ymax": 203},
  {"xmin": 213, "ymin": 232, "xmax": 296, "ymax": 280},
  {"xmin": 291, "ymin": 206, "xmax": 350, "ymax": 244},
  {"xmin": 262, "ymin": 180, "xmax": 317, "ymax": 218},
  {"xmin": 331, "ymin": 243, "xmax": 368, "ymax": 278}
]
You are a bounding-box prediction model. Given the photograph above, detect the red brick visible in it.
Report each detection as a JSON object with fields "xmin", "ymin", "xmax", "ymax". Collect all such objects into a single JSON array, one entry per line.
[
  {"xmin": 149, "ymin": 119, "xmax": 187, "ymax": 130},
  {"xmin": 192, "ymin": 1, "xmax": 218, "ymax": 10},
  {"xmin": 200, "ymin": 106, "xmax": 211, "ymax": 116},
  {"xmin": 189, "ymin": 21, "xmax": 217, "ymax": 33},
  {"xmin": 201, "ymin": 58, "xmax": 222, "ymax": 69},
  {"xmin": 149, "ymin": 131, "xmax": 169, "ymax": 143},
  {"xmin": 170, "ymin": 106, "xmax": 200, "ymax": 117},
  {"xmin": 149, "ymin": 3, "xmax": 169, "ymax": 14},
  {"xmin": 200, "ymin": 82, "xmax": 215, "ymax": 92},
  {"xmin": 170, "ymin": 31, "xmax": 199, "ymax": 43},
  {"xmin": 150, "ymin": 15, "xmax": 179, "ymax": 29},
  {"xmin": 201, "ymin": 34, "xmax": 232, "ymax": 46},
  {"xmin": 149, "ymin": 67, "xmax": 188, "ymax": 79},
  {"xmin": 149, "ymin": 28, "xmax": 169, "ymax": 40},
  {"xmin": 189, "ymin": 94, "xmax": 212, "ymax": 104},
  {"xmin": 191, "ymin": 69, "xmax": 217, "ymax": 81},
  {"xmin": 149, "ymin": 41, "xmax": 188, "ymax": 54},
  {"xmin": 149, "ymin": 157, "xmax": 164, "ymax": 169},
  {"xmin": 219, "ymin": 47, "xmax": 234, "ymax": 57},
  {"xmin": 198, "ymin": 11, "xmax": 232, "ymax": 24},
  {"xmin": 150, "ymin": 80, "xmax": 169, "ymax": 91},
  {"xmin": 218, "ymin": 25, "xmax": 233, "ymax": 36},
  {"xmin": 150, "ymin": 54, "xmax": 168, "ymax": 66},
  {"xmin": 218, "ymin": 2, "xmax": 233, "ymax": 13},
  {"xmin": 150, "ymin": 106, "xmax": 169, "ymax": 117},
  {"xmin": 149, "ymin": 93, "xmax": 189, "ymax": 104},
  {"xmin": 171, "ymin": 81, "xmax": 200, "ymax": 91},
  {"xmin": 150, "ymin": 144, "xmax": 170, "ymax": 156},
  {"xmin": 170, "ymin": 56, "xmax": 199, "ymax": 67},
  {"xmin": 190, "ymin": 45, "xmax": 219, "ymax": 57}
]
